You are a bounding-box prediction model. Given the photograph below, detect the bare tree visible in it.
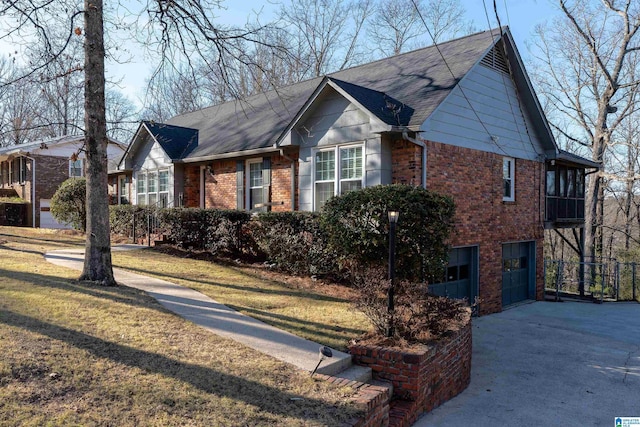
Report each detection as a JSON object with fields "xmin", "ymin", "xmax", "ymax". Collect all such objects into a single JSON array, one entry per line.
[
  {"xmin": 368, "ymin": 0, "xmax": 471, "ymax": 57},
  {"xmin": 277, "ymin": 0, "xmax": 373, "ymax": 77},
  {"xmin": 0, "ymin": 0, "xmax": 290, "ymax": 285},
  {"xmin": 531, "ymin": 0, "xmax": 640, "ymax": 266},
  {"xmin": 105, "ymin": 88, "xmax": 137, "ymax": 143}
]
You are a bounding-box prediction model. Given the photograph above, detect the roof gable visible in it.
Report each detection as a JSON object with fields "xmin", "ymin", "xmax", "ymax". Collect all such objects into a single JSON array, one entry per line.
[
  {"xmin": 160, "ymin": 28, "xmax": 502, "ymax": 161},
  {"xmin": 143, "ymin": 121, "xmax": 198, "ymax": 160},
  {"xmin": 328, "ymin": 78, "xmax": 414, "ymax": 126}
]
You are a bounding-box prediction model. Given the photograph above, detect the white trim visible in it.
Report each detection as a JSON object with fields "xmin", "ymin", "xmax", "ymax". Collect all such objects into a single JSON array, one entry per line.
[
  {"xmin": 503, "ymin": 157, "xmax": 515, "ymax": 202},
  {"xmin": 118, "ymin": 175, "xmax": 128, "ymax": 204},
  {"xmin": 312, "ymin": 143, "xmax": 365, "ymax": 211},
  {"xmin": 69, "ymin": 158, "xmax": 83, "ymax": 178},
  {"xmin": 245, "ymin": 158, "xmax": 263, "ymax": 211}
]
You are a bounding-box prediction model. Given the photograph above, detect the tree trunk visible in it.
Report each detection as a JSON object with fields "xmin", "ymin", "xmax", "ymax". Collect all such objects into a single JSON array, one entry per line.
[{"xmin": 80, "ymin": 0, "xmax": 115, "ymax": 286}]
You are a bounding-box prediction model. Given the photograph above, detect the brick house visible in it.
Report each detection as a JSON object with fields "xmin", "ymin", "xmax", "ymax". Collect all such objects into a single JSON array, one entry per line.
[
  {"xmin": 0, "ymin": 135, "xmax": 126, "ymax": 228},
  {"xmin": 115, "ymin": 27, "xmax": 598, "ymax": 315}
]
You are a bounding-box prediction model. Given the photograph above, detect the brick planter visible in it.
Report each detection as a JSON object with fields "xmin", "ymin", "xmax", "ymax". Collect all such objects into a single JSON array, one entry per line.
[{"xmin": 349, "ymin": 315, "xmax": 472, "ymax": 426}]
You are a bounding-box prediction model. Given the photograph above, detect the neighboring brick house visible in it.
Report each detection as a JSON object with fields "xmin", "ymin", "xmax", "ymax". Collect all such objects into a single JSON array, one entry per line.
[
  {"xmin": 0, "ymin": 135, "xmax": 126, "ymax": 228},
  {"xmin": 115, "ymin": 27, "xmax": 598, "ymax": 315}
]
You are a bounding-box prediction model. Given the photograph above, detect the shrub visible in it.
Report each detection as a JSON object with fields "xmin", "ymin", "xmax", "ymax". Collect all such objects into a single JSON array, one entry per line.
[
  {"xmin": 51, "ymin": 178, "xmax": 87, "ymax": 232},
  {"xmin": 109, "ymin": 204, "xmax": 151, "ymax": 238},
  {"xmin": 353, "ymin": 267, "xmax": 469, "ymax": 343},
  {"xmin": 321, "ymin": 184, "xmax": 455, "ymax": 282},
  {"xmin": 157, "ymin": 208, "xmax": 252, "ymax": 257},
  {"xmin": 252, "ymin": 211, "xmax": 338, "ymax": 277}
]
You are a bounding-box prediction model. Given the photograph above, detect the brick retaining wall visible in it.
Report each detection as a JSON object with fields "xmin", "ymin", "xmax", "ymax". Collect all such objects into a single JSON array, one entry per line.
[{"xmin": 348, "ymin": 315, "xmax": 472, "ymax": 426}]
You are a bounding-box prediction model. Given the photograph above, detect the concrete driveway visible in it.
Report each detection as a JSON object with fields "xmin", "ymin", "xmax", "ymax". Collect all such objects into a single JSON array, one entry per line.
[{"xmin": 415, "ymin": 301, "xmax": 640, "ymax": 427}]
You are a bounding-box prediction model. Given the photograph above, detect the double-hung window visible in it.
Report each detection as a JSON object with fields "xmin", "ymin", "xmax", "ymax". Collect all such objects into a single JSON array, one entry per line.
[
  {"xmin": 147, "ymin": 172, "xmax": 158, "ymax": 206},
  {"xmin": 69, "ymin": 159, "xmax": 83, "ymax": 178},
  {"xmin": 118, "ymin": 176, "xmax": 128, "ymax": 204},
  {"xmin": 314, "ymin": 144, "xmax": 364, "ymax": 210},
  {"xmin": 159, "ymin": 170, "xmax": 169, "ymax": 207},
  {"xmin": 247, "ymin": 160, "xmax": 264, "ymax": 210},
  {"xmin": 12, "ymin": 158, "xmax": 27, "ymax": 184},
  {"xmin": 137, "ymin": 173, "xmax": 147, "ymax": 205},
  {"xmin": 503, "ymin": 157, "xmax": 515, "ymax": 202}
]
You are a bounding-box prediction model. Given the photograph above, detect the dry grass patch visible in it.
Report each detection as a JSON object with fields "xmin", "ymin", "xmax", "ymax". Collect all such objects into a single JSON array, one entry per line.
[
  {"xmin": 111, "ymin": 247, "xmax": 371, "ymax": 351},
  {"xmin": 0, "ymin": 226, "xmax": 363, "ymax": 426}
]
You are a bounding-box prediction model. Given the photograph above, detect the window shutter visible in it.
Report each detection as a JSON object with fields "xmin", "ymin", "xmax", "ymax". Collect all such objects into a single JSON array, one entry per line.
[
  {"xmin": 262, "ymin": 157, "xmax": 271, "ymax": 212},
  {"xmin": 236, "ymin": 160, "xmax": 244, "ymax": 210}
]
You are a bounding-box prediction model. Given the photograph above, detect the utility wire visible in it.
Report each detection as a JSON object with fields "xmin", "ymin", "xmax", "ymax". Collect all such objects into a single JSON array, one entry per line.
[{"xmin": 410, "ymin": 0, "xmax": 509, "ymax": 156}]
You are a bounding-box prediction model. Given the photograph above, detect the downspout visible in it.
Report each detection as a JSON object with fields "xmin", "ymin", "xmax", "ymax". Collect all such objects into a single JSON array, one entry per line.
[
  {"xmin": 402, "ymin": 130, "xmax": 427, "ymax": 188},
  {"xmin": 279, "ymin": 149, "xmax": 296, "ymax": 210},
  {"xmin": 23, "ymin": 155, "xmax": 36, "ymax": 228}
]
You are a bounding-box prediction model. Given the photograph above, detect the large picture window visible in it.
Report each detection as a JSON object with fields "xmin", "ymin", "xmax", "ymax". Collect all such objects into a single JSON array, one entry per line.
[
  {"xmin": 314, "ymin": 144, "xmax": 364, "ymax": 210},
  {"xmin": 137, "ymin": 169, "xmax": 170, "ymax": 207}
]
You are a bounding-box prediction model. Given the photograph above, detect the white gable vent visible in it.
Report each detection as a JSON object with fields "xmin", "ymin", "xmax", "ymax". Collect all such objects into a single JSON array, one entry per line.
[{"xmin": 480, "ymin": 43, "xmax": 510, "ymax": 75}]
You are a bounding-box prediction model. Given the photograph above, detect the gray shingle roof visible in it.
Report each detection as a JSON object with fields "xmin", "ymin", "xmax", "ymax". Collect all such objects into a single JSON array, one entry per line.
[
  {"xmin": 143, "ymin": 121, "xmax": 198, "ymax": 160},
  {"xmin": 163, "ymin": 28, "xmax": 501, "ymax": 160}
]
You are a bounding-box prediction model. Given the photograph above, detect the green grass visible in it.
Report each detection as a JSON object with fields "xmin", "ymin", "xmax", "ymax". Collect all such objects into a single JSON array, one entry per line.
[
  {"xmin": 0, "ymin": 226, "xmax": 363, "ymax": 426},
  {"xmin": 111, "ymin": 247, "xmax": 371, "ymax": 351}
]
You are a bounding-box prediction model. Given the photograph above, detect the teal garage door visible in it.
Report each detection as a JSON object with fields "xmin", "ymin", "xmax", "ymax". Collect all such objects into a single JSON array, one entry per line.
[
  {"xmin": 502, "ymin": 242, "xmax": 535, "ymax": 306},
  {"xmin": 429, "ymin": 246, "xmax": 478, "ymax": 302}
]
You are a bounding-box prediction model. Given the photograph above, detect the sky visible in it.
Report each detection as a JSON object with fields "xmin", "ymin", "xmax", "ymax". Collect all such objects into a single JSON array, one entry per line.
[
  {"xmin": 0, "ymin": 0, "xmax": 561, "ymax": 110},
  {"xmin": 106, "ymin": 0, "xmax": 560, "ymax": 109}
]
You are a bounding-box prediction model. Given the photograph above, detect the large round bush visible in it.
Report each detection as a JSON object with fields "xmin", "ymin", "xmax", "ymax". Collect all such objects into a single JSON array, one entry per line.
[
  {"xmin": 320, "ymin": 184, "xmax": 455, "ymax": 282},
  {"xmin": 51, "ymin": 177, "xmax": 87, "ymax": 232}
]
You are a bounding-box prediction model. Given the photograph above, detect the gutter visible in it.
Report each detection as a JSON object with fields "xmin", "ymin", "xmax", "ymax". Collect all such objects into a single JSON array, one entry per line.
[
  {"xmin": 176, "ymin": 147, "xmax": 280, "ymax": 164},
  {"xmin": 401, "ymin": 130, "xmax": 427, "ymax": 188}
]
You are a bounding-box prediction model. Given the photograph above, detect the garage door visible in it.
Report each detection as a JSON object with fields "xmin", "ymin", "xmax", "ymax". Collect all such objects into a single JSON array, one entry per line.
[
  {"xmin": 502, "ymin": 242, "xmax": 535, "ymax": 306},
  {"xmin": 39, "ymin": 199, "xmax": 72, "ymax": 229},
  {"xmin": 429, "ymin": 246, "xmax": 478, "ymax": 302}
]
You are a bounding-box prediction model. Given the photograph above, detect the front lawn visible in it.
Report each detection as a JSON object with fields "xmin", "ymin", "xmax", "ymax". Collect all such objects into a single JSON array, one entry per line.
[
  {"xmin": 0, "ymin": 226, "xmax": 364, "ymax": 426},
  {"xmin": 111, "ymin": 247, "xmax": 371, "ymax": 351}
]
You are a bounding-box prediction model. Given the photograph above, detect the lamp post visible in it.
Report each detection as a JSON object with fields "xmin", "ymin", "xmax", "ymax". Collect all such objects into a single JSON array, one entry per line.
[{"xmin": 387, "ymin": 210, "xmax": 399, "ymax": 338}]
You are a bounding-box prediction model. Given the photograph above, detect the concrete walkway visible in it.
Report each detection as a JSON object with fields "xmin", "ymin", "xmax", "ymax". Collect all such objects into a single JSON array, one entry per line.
[
  {"xmin": 44, "ymin": 246, "xmax": 366, "ymax": 380},
  {"xmin": 414, "ymin": 301, "xmax": 640, "ymax": 426}
]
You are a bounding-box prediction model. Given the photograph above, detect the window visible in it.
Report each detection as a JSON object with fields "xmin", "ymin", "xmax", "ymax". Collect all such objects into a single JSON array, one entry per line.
[
  {"xmin": 118, "ymin": 176, "xmax": 128, "ymax": 204},
  {"xmin": 503, "ymin": 157, "xmax": 515, "ymax": 201},
  {"xmin": 19, "ymin": 157, "xmax": 27, "ymax": 183},
  {"xmin": 159, "ymin": 170, "xmax": 169, "ymax": 207},
  {"xmin": 69, "ymin": 159, "xmax": 83, "ymax": 178},
  {"xmin": 136, "ymin": 173, "xmax": 147, "ymax": 205},
  {"xmin": 545, "ymin": 164, "xmax": 587, "ymax": 222},
  {"xmin": 147, "ymin": 172, "xmax": 158, "ymax": 206},
  {"xmin": 315, "ymin": 150, "xmax": 335, "ymax": 209},
  {"xmin": 247, "ymin": 160, "xmax": 264, "ymax": 210},
  {"xmin": 546, "ymin": 169, "xmax": 556, "ymax": 196},
  {"xmin": 314, "ymin": 145, "xmax": 364, "ymax": 210}
]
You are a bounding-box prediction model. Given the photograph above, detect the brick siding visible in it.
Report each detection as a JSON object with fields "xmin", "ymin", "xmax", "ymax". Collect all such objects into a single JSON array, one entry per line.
[
  {"xmin": 392, "ymin": 140, "xmax": 545, "ymax": 315},
  {"xmin": 0, "ymin": 155, "xmax": 70, "ymax": 226},
  {"xmin": 189, "ymin": 151, "xmax": 299, "ymax": 212}
]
